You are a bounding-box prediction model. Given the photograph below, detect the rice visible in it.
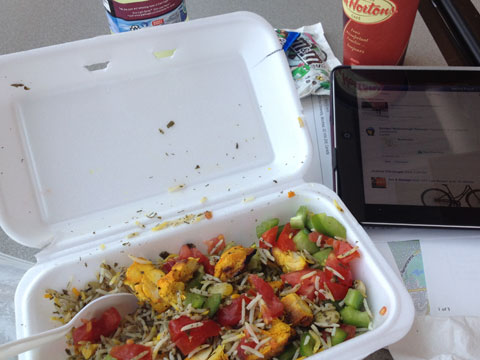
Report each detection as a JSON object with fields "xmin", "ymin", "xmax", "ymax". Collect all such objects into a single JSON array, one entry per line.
[
  {"xmin": 246, "ymin": 293, "xmax": 262, "ymax": 310},
  {"xmin": 244, "ymin": 323, "xmax": 259, "ymax": 344},
  {"xmin": 325, "ymin": 266, "xmax": 345, "ymax": 280},
  {"xmin": 280, "ymin": 283, "xmax": 301, "ymax": 296},
  {"xmin": 300, "ymin": 270, "xmax": 317, "ymax": 281},
  {"xmin": 45, "ymin": 215, "xmax": 371, "ymax": 360},
  {"xmin": 240, "ymin": 345, "xmax": 264, "ymax": 358},
  {"xmin": 210, "ymin": 238, "xmax": 225, "ymax": 254},
  {"xmin": 187, "ymin": 344, "xmax": 211, "ymax": 358},
  {"xmin": 240, "ymin": 298, "xmax": 246, "ymax": 325},
  {"xmin": 180, "ymin": 322, "xmax": 204, "ymax": 332}
]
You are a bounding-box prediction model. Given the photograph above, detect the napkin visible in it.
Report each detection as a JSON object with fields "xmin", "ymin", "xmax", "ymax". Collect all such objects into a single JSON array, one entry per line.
[{"xmin": 389, "ymin": 315, "xmax": 480, "ymax": 360}]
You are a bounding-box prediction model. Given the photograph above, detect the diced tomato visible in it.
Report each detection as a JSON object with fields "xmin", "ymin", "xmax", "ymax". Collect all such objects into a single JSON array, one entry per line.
[
  {"xmin": 322, "ymin": 235, "xmax": 336, "ymax": 246},
  {"xmin": 333, "ymin": 240, "xmax": 360, "ymax": 264},
  {"xmin": 276, "ymin": 223, "xmax": 298, "ymax": 252},
  {"xmin": 248, "ymin": 275, "xmax": 284, "ymax": 323},
  {"xmin": 99, "ymin": 307, "xmax": 122, "ymax": 335},
  {"xmin": 237, "ymin": 338, "xmax": 258, "ymax": 360},
  {"xmin": 178, "ymin": 244, "xmax": 215, "ymax": 275},
  {"xmin": 203, "ymin": 235, "xmax": 226, "ymax": 255},
  {"xmin": 72, "ymin": 320, "xmax": 96, "ymax": 344},
  {"xmin": 281, "ymin": 269, "xmax": 327, "ymax": 301},
  {"xmin": 72, "ymin": 307, "xmax": 121, "ymax": 345},
  {"xmin": 216, "ymin": 295, "xmax": 251, "ymax": 327},
  {"xmin": 168, "ymin": 316, "xmax": 196, "ymax": 342},
  {"xmin": 324, "ymin": 276, "xmax": 349, "ymax": 300},
  {"xmin": 259, "ymin": 226, "xmax": 278, "ymax": 249},
  {"xmin": 325, "ymin": 252, "xmax": 353, "ymax": 288},
  {"xmin": 168, "ymin": 316, "xmax": 221, "ymax": 355},
  {"xmin": 110, "ymin": 343, "xmax": 152, "ymax": 360},
  {"xmin": 161, "ymin": 257, "xmax": 179, "ymax": 273},
  {"xmin": 340, "ymin": 324, "xmax": 357, "ymax": 340},
  {"xmin": 308, "ymin": 231, "xmax": 321, "ymax": 244}
]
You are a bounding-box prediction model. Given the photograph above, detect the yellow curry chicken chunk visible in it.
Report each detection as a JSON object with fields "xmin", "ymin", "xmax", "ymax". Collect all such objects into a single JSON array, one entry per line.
[
  {"xmin": 157, "ymin": 258, "xmax": 199, "ymax": 308},
  {"xmin": 124, "ymin": 259, "xmax": 169, "ymax": 313},
  {"xmin": 281, "ymin": 293, "xmax": 314, "ymax": 327},
  {"xmin": 272, "ymin": 247, "xmax": 307, "ymax": 273},
  {"xmin": 244, "ymin": 319, "xmax": 295, "ymax": 360},
  {"xmin": 214, "ymin": 245, "xmax": 254, "ymax": 281}
]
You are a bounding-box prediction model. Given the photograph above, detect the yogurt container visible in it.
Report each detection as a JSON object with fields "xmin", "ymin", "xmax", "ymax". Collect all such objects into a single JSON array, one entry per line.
[{"xmin": 0, "ymin": 12, "xmax": 414, "ymax": 360}]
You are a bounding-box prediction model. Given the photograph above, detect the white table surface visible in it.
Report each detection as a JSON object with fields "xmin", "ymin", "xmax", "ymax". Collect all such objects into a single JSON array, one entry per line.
[{"xmin": 0, "ymin": 1, "xmax": 476, "ymax": 359}]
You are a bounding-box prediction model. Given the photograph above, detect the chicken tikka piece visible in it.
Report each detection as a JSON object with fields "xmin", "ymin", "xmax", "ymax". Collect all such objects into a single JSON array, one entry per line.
[{"xmin": 214, "ymin": 245, "xmax": 255, "ymax": 281}]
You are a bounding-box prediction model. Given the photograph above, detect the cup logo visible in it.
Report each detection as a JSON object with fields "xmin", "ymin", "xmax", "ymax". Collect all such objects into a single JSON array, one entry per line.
[{"xmin": 343, "ymin": 0, "xmax": 398, "ymax": 24}]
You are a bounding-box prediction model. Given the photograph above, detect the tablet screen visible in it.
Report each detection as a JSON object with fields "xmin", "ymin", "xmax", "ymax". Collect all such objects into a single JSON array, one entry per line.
[
  {"xmin": 332, "ymin": 67, "xmax": 480, "ymax": 228},
  {"xmin": 358, "ymin": 85, "xmax": 480, "ymax": 207}
]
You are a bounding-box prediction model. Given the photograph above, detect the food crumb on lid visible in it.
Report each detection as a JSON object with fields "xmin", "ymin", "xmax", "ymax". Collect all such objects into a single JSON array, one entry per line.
[
  {"xmin": 168, "ymin": 184, "xmax": 185, "ymax": 192},
  {"xmin": 333, "ymin": 199, "xmax": 344, "ymax": 212},
  {"xmin": 243, "ymin": 196, "xmax": 255, "ymax": 203},
  {"xmin": 135, "ymin": 221, "xmax": 146, "ymax": 228},
  {"xmin": 379, "ymin": 306, "xmax": 387, "ymax": 316},
  {"xmin": 288, "ymin": 191, "xmax": 296, "ymax": 198},
  {"xmin": 99, "ymin": 244, "xmax": 106, "ymax": 250},
  {"xmin": 298, "ymin": 116, "xmax": 305, "ymax": 128},
  {"xmin": 200, "ymin": 196, "xmax": 207, "ymax": 203},
  {"xmin": 204, "ymin": 211, "xmax": 213, "ymax": 219},
  {"xmin": 127, "ymin": 232, "xmax": 139, "ymax": 239}
]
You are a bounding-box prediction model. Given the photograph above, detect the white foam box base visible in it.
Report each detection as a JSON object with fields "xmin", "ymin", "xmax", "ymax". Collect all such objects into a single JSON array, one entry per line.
[
  {"xmin": 15, "ymin": 184, "xmax": 413, "ymax": 360},
  {"xmin": 0, "ymin": 11, "xmax": 414, "ymax": 360}
]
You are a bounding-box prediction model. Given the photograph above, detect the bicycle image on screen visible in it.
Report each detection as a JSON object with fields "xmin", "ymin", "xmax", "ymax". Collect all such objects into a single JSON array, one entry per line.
[{"xmin": 421, "ymin": 184, "xmax": 480, "ymax": 207}]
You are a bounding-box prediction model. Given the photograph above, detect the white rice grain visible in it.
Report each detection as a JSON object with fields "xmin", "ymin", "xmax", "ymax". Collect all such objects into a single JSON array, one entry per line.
[
  {"xmin": 255, "ymin": 336, "xmax": 271, "ymax": 350},
  {"xmin": 246, "ymin": 294, "xmax": 262, "ymax": 310},
  {"xmin": 280, "ymin": 283, "xmax": 301, "ymax": 296},
  {"xmin": 240, "ymin": 299, "xmax": 246, "ymax": 325},
  {"xmin": 240, "ymin": 345, "xmax": 264, "ymax": 358},
  {"xmin": 300, "ymin": 270, "xmax": 318, "ymax": 281},
  {"xmin": 325, "ymin": 266, "xmax": 345, "ymax": 280},
  {"xmin": 245, "ymin": 323, "xmax": 259, "ymax": 344},
  {"xmin": 187, "ymin": 344, "xmax": 211, "ymax": 358},
  {"xmin": 180, "ymin": 322, "xmax": 204, "ymax": 332}
]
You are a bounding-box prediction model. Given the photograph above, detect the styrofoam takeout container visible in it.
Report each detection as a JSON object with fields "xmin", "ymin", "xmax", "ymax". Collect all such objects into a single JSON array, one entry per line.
[{"xmin": 0, "ymin": 12, "xmax": 414, "ymax": 360}]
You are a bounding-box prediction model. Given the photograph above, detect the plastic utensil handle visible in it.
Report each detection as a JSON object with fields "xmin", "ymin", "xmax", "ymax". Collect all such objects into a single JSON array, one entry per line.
[{"xmin": 0, "ymin": 323, "xmax": 71, "ymax": 359}]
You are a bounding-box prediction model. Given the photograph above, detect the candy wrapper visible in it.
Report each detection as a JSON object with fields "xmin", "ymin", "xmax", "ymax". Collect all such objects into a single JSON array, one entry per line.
[{"xmin": 276, "ymin": 23, "xmax": 341, "ymax": 98}]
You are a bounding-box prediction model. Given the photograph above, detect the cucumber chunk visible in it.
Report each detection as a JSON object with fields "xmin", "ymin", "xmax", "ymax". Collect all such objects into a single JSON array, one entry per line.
[
  {"xmin": 331, "ymin": 328, "xmax": 348, "ymax": 346},
  {"xmin": 186, "ymin": 266, "xmax": 205, "ymax": 290},
  {"xmin": 344, "ymin": 288, "xmax": 364, "ymax": 310},
  {"xmin": 205, "ymin": 293, "xmax": 222, "ymax": 317},
  {"xmin": 185, "ymin": 292, "xmax": 206, "ymax": 309},
  {"xmin": 290, "ymin": 206, "xmax": 309, "ymax": 229},
  {"xmin": 293, "ymin": 229, "xmax": 319, "ymax": 254},
  {"xmin": 299, "ymin": 332, "xmax": 315, "ymax": 356},
  {"xmin": 311, "ymin": 213, "xmax": 346, "ymax": 239},
  {"xmin": 256, "ymin": 218, "xmax": 279, "ymax": 238},
  {"xmin": 340, "ymin": 306, "xmax": 370, "ymax": 328},
  {"xmin": 312, "ymin": 248, "xmax": 332, "ymax": 266}
]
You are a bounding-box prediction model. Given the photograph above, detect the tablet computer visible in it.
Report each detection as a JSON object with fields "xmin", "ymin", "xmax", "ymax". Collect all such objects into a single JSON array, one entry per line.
[{"xmin": 331, "ymin": 66, "xmax": 480, "ymax": 228}]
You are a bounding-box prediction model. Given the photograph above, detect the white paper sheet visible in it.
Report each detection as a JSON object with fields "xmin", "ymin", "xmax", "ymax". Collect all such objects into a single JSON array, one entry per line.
[
  {"xmin": 301, "ymin": 95, "xmax": 334, "ymax": 189},
  {"xmin": 421, "ymin": 236, "xmax": 480, "ymax": 317}
]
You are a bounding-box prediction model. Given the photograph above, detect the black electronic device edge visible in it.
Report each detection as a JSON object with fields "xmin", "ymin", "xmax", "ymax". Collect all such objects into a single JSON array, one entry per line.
[{"xmin": 331, "ymin": 65, "xmax": 480, "ymax": 229}]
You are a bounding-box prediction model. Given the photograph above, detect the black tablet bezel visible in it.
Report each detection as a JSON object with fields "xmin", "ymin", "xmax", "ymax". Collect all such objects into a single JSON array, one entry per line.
[{"xmin": 331, "ymin": 66, "xmax": 480, "ymax": 228}]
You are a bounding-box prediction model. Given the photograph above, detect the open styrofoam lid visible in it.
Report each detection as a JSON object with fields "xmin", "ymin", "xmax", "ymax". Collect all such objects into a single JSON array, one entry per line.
[{"xmin": 0, "ymin": 12, "xmax": 310, "ymax": 249}]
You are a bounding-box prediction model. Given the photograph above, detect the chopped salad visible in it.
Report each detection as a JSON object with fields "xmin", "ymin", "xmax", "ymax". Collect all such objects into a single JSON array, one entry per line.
[{"xmin": 46, "ymin": 206, "xmax": 373, "ymax": 360}]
